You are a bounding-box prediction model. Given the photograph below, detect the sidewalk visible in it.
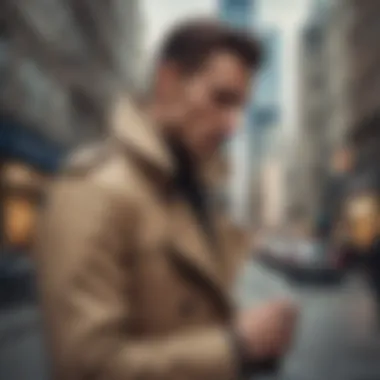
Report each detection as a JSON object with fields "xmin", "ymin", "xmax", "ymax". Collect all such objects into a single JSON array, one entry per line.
[
  {"xmin": 0, "ymin": 255, "xmax": 37, "ymax": 309},
  {"xmin": 0, "ymin": 255, "xmax": 50, "ymax": 380},
  {"xmin": 0, "ymin": 305, "xmax": 41, "ymax": 345},
  {"xmin": 0, "ymin": 304, "xmax": 50, "ymax": 380}
]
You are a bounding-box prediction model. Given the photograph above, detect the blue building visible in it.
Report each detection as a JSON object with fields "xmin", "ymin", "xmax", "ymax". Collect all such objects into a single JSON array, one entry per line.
[
  {"xmin": 218, "ymin": 0, "xmax": 282, "ymax": 160},
  {"xmin": 250, "ymin": 28, "xmax": 282, "ymax": 158},
  {"xmin": 218, "ymin": 0, "xmax": 256, "ymax": 27},
  {"xmin": 0, "ymin": 115, "xmax": 64, "ymax": 173},
  {"xmin": 0, "ymin": 114, "xmax": 65, "ymax": 255},
  {"xmin": 251, "ymin": 29, "xmax": 281, "ymax": 126}
]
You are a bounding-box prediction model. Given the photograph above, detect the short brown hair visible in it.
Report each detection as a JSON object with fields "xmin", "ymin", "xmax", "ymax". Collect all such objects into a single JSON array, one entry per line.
[{"xmin": 158, "ymin": 18, "xmax": 262, "ymax": 74}]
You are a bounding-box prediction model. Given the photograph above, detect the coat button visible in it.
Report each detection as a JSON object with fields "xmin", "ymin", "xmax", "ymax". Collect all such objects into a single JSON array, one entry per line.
[{"xmin": 179, "ymin": 298, "xmax": 196, "ymax": 318}]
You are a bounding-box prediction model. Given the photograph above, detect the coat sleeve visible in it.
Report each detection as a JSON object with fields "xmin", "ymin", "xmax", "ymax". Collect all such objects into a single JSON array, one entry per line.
[{"xmin": 36, "ymin": 180, "xmax": 238, "ymax": 380}]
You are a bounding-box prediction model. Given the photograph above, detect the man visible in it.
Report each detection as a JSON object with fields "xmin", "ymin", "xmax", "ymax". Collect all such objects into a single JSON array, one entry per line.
[
  {"xmin": 315, "ymin": 146, "xmax": 354, "ymax": 240},
  {"xmin": 344, "ymin": 172, "xmax": 380, "ymax": 327},
  {"xmin": 36, "ymin": 19, "xmax": 298, "ymax": 380}
]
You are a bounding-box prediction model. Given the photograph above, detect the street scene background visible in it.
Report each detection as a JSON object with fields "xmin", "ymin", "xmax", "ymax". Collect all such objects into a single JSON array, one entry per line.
[{"xmin": 1, "ymin": 1, "xmax": 380, "ymax": 379}]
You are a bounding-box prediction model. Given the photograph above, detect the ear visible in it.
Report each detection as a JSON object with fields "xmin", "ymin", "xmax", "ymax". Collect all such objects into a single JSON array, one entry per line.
[{"xmin": 155, "ymin": 62, "xmax": 182, "ymax": 99}]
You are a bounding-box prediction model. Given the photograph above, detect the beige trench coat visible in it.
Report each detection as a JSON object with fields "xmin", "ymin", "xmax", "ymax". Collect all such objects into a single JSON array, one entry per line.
[{"xmin": 36, "ymin": 97, "xmax": 250, "ymax": 380}]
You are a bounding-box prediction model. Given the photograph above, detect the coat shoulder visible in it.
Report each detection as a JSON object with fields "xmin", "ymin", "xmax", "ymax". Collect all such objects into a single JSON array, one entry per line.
[{"xmin": 59, "ymin": 140, "xmax": 144, "ymax": 201}]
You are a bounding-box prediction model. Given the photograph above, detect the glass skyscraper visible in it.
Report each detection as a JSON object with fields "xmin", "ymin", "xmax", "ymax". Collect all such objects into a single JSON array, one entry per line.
[
  {"xmin": 218, "ymin": 0, "xmax": 282, "ymax": 156},
  {"xmin": 250, "ymin": 28, "xmax": 282, "ymax": 158},
  {"xmin": 218, "ymin": 0, "xmax": 283, "ymax": 223},
  {"xmin": 218, "ymin": 0, "xmax": 256, "ymax": 223},
  {"xmin": 218, "ymin": 0, "xmax": 256, "ymax": 27}
]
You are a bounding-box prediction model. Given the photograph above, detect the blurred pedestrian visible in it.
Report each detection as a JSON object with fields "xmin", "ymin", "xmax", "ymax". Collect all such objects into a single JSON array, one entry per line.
[
  {"xmin": 316, "ymin": 146, "xmax": 354, "ymax": 241},
  {"xmin": 344, "ymin": 171, "xmax": 380, "ymax": 328},
  {"xmin": 36, "ymin": 19, "xmax": 298, "ymax": 380}
]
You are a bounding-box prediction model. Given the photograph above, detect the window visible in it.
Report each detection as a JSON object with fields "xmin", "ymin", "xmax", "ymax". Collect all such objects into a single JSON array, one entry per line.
[
  {"xmin": 305, "ymin": 26, "xmax": 322, "ymax": 50},
  {"xmin": 3, "ymin": 196, "xmax": 36, "ymax": 249},
  {"xmin": 350, "ymin": 11, "xmax": 380, "ymax": 48},
  {"xmin": 311, "ymin": 73, "xmax": 325, "ymax": 90},
  {"xmin": 0, "ymin": 162, "xmax": 47, "ymax": 254}
]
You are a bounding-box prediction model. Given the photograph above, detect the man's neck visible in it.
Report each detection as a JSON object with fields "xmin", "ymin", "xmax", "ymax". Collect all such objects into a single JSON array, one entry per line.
[
  {"xmin": 143, "ymin": 101, "xmax": 189, "ymax": 162},
  {"xmin": 143, "ymin": 101, "xmax": 173, "ymax": 135},
  {"xmin": 142, "ymin": 100, "xmax": 199, "ymax": 174}
]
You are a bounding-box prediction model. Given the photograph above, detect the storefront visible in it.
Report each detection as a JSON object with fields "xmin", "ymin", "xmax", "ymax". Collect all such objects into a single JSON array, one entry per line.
[
  {"xmin": 0, "ymin": 162, "xmax": 47, "ymax": 253},
  {"xmin": 0, "ymin": 116, "xmax": 64, "ymax": 255},
  {"xmin": 342, "ymin": 111, "xmax": 380, "ymax": 250}
]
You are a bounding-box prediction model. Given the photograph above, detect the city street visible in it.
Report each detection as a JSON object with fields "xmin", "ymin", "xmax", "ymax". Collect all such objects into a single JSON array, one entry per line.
[
  {"xmin": 236, "ymin": 261, "xmax": 380, "ymax": 380},
  {"xmin": 1, "ymin": 1, "xmax": 380, "ymax": 380},
  {"xmin": 1, "ymin": 260, "xmax": 380, "ymax": 380}
]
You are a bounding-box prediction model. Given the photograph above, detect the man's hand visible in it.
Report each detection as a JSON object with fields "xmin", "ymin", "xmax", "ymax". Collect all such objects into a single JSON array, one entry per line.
[{"xmin": 235, "ymin": 300, "xmax": 299, "ymax": 361}]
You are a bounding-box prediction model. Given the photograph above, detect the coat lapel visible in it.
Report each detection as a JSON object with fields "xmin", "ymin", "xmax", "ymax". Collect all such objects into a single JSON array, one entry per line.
[
  {"xmin": 168, "ymin": 197, "xmax": 232, "ymax": 315},
  {"xmin": 109, "ymin": 95, "xmax": 233, "ymax": 314},
  {"xmin": 110, "ymin": 95, "xmax": 174, "ymax": 176}
]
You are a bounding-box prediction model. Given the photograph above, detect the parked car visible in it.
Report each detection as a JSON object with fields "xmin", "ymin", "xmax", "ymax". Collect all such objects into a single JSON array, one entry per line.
[
  {"xmin": 284, "ymin": 239, "xmax": 345, "ymax": 284},
  {"xmin": 256, "ymin": 235, "xmax": 294, "ymax": 270},
  {"xmin": 256, "ymin": 234, "xmax": 345, "ymax": 285}
]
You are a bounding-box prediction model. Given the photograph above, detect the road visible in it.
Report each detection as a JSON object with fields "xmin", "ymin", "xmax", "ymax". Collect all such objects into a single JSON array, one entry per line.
[
  {"xmin": 236, "ymin": 261, "xmax": 380, "ymax": 380},
  {"xmin": 1, "ymin": 260, "xmax": 380, "ymax": 380}
]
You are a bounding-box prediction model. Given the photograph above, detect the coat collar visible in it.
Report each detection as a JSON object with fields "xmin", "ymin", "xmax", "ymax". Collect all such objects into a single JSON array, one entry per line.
[
  {"xmin": 110, "ymin": 95, "xmax": 234, "ymax": 315},
  {"xmin": 110, "ymin": 95, "xmax": 175, "ymax": 177},
  {"xmin": 169, "ymin": 197, "xmax": 233, "ymax": 316},
  {"xmin": 109, "ymin": 95, "xmax": 229, "ymax": 189}
]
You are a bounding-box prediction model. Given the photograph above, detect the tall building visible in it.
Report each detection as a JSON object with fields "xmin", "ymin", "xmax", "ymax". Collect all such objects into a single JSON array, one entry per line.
[
  {"xmin": 0, "ymin": 0, "xmax": 145, "ymax": 256},
  {"xmin": 343, "ymin": 0, "xmax": 380, "ymax": 171},
  {"xmin": 298, "ymin": 0, "xmax": 380, "ymax": 195},
  {"xmin": 286, "ymin": 0, "xmax": 373, "ymax": 228},
  {"xmin": 288, "ymin": 0, "xmax": 333, "ymax": 224},
  {"xmin": 325, "ymin": 0, "xmax": 351, "ymax": 149},
  {"xmin": 218, "ymin": 0, "xmax": 255, "ymax": 224},
  {"xmin": 250, "ymin": 28, "xmax": 282, "ymax": 145},
  {"xmin": 219, "ymin": 0, "xmax": 257, "ymax": 26},
  {"xmin": 0, "ymin": 0, "xmax": 145, "ymax": 148},
  {"xmin": 249, "ymin": 27, "xmax": 283, "ymax": 224},
  {"xmin": 218, "ymin": 0, "xmax": 283, "ymax": 225},
  {"xmin": 309, "ymin": 0, "xmax": 380, "ymax": 176},
  {"xmin": 249, "ymin": 27, "xmax": 282, "ymax": 162}
]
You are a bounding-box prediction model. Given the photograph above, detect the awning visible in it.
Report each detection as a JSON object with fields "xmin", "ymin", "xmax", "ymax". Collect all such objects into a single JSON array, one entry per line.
[{"xmin": 0, "ymin": 116, "xmax": 65, "ymax": 173}]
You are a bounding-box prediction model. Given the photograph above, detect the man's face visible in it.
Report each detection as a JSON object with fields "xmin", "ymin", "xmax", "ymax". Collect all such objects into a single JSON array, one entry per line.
[{"xmin": 159, "ymin": 51, "xmax": 254, "ymax": 160}]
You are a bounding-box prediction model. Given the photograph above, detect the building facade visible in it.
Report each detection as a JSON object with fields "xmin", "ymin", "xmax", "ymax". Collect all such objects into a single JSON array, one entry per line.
[
  {"xmin": 218, "ymin": 0, "xmax": 256, "ymax": 225},
  {"xmin": 325, "ymin": 0, "xmax": 351, "ymax": 148},
  {"xmin": 249, "ymin": 27, "xmax": 282, "ymax": 225},
  {"xmin": 218, "ymin": 0, "xmax": 283, "ymax": 226},
  {"xmin": 286, "ymin": 0, "xmax": 380, "ymax": 229},
  {"xmin": 0, "ymin": 0, "xmax": 145, "ymax": 257},
  {"xmin": 250, "ymin": 28, "xmax": 282, "ymax": 144},
  {"xmin": 0, "ymin": 0, "xmax": 145, "ymax": 148},
  {"xmin": 343, "ymin": 0, "xmax": 380, "ymax": 170},
  {"xmin": 301, "ymin": 0, "xmax": 380, "ymax": 201},
  {"xmin": 295, "ymin": 4, "xmax": 331, "ymax": 222},
  {"xmin": 285, "ymin": 0, "xmax": 346, "ymax": 228},
  {"xmin": 219, "ymin": 0, "xmax": 256, "ymax": 27}
]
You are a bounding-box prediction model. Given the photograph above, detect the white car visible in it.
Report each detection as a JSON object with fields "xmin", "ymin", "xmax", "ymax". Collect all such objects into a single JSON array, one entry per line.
[
  {"xmin": 285, "ymin": 239, "xmax": 344, "ymax": 283},
  {"xmin": 258, "ymin": 235, "xmax": 344, "ymax": 284},
  {"xmin": 257, "ymin": 235, "xmax": 294, "ymax": 268}
]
